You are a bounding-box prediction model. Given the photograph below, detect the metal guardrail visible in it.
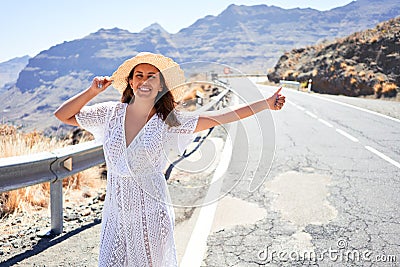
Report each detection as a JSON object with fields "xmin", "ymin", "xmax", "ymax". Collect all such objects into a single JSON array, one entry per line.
[
  {"xmin": 0, "ymin": 141, "xmax": 105, "ymax": 235},
  {"xmin": 0, "ymin": 141, "xmax": 105, "ymax": 194},
  {"xmin": 0, "ymin": 152, "xmax": 57, "ymax": 193},
  {"xmin": 0, "ymin": 80, "xmax": 230, "ymax": 235},
  {"xmin": 279, "ymin": 80, "xmax": 301, "ymax": 90}
]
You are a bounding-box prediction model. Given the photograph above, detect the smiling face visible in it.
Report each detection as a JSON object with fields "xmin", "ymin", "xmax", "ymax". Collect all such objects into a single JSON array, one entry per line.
[{"xmin": 128, "ymin": 63, "xmax": 163, "ymax": 101}]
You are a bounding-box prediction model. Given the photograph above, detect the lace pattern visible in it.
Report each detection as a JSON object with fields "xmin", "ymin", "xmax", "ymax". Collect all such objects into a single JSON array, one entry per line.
[{"xmin": 75, "ymin": 102, "xmax": 199, "ymax": 267}]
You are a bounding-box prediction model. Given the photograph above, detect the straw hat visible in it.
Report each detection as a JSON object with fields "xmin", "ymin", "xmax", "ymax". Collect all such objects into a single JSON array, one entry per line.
[{"xmin": 111, "ymin": 52, "xmax": 186, "ymax": 101}]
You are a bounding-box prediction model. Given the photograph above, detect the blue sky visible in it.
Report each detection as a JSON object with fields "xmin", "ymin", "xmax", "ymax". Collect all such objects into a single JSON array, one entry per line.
[{"xmin": 1, "ymin": 0, "xmax": 354, "ymax": 62}]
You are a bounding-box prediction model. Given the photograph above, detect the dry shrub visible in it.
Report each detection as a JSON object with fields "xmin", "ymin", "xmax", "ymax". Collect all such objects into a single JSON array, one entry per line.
[
  {"xmin": 346, "ymin": 70, "xmax": 357, "ymax": 77},
  {"xmin": 283, "ymin": 70, "xmax": 294, "ymax": 79},
  {"xmin": 382, "ymin": 82, "xmax": 398, "ymax": 93},
  {"xmin": 369, "ymin": 36, "xmax": 379, "ymax": 43},
  {"xmin": 350, "ymin": 77, "xmax": 358, "ymax": 85},
  {"xmin": 0, "ymin": 125, "xmax": 68, "ymax": 158},
  {"xmin": 64, "ymin": 167, "xmax": 105, "ymax": 203},
  {"xmin": 0, "ymin": 183, "xmax": 50, "ymax": 217},
  {"xmin": 0, "ymin": 125, "xmax": 103, "ymax": 218},
  {"xmin": 340, "ymin": 62, "xmax": 347, "ymax": 69},
  {"xmin": 381, "ymin": 82, "xmax": 398, "ymax": 97},
  {"xmin": 373, "ymin": 82, "xmax": 382, "ymax": 93},
  {"xmin": 376, "ymin": 75, "xmax": 386, "ymax": 82}
]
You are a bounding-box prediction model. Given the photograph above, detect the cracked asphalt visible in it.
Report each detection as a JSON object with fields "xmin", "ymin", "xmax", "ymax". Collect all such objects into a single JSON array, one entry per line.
[{"xmin": 201, "ymin": 80, "xmax": 399, "ymax": 266}]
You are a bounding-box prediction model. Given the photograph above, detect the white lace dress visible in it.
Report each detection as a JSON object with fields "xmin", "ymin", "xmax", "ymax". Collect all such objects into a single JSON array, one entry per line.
[{"xmin": 75, "ymin": 101, "xmax": 199, "ymax": 267}]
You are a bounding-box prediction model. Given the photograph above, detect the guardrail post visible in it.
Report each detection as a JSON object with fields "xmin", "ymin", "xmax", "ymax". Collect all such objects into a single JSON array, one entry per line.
[{"xmin": 50, "ymin": 179, "xmax": 63, "ymax": 235}]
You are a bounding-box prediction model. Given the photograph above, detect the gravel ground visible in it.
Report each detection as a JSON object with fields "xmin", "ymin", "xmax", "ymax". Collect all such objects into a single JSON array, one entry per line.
[{"xmin": 0, "ymin": 186, "xmax": 106, "ymax": 266}]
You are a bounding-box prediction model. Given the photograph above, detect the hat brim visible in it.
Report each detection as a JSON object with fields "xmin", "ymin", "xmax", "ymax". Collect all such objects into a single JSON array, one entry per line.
[{"xmin": 111, "ymin": 52, "xmax": 186, "ymax": 102}]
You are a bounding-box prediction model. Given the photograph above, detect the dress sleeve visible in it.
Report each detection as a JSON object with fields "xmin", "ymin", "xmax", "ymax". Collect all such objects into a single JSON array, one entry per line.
[
  {"xmin": 75, "ymin": 101, "xmax": 117, "ymax": 143},
  {"xmin": 167, "ymin": 112, "xmax": 199, "ymax": 155}
]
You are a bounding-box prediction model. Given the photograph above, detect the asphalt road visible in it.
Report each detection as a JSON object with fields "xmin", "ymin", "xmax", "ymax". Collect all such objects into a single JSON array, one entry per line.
[
  {"xmin": 182, "ymin": 79, "xmax": 400, "ymax": 266},
  {"xmin": 6, "ymin": 78, "xmax": 399, "ymax": 266}
]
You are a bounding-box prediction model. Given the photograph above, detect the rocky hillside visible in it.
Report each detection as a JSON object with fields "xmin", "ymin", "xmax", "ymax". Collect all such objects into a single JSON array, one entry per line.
[
  {"xmin": 1, "ymin": 0, "xmax": 399, "ymax": 133},
  {"xmin": 11, "ymin": 0, "xmax": 400, "ymax": 94},
  {"xmin": 0, "ymin": 56, "xmax": 29, "ymax": 92},
  {"xmin": 268, "ymin": 17, "xmax": 400, "ymax": 98},
  {"xmin": 174, "ymin": 0, "xmax": 400, "ymax": 72}
]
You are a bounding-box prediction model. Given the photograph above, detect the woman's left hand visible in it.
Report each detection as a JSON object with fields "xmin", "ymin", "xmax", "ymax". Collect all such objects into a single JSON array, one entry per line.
[{"xmin": 267, "ymin": 87, "xmax": 286, "ymax": 110}]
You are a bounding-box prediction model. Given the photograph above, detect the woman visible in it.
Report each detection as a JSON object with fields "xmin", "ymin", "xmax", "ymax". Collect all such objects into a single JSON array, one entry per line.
[{"xmin": 55, "ymin": 52, "xmax": 285, "ymax": 267}]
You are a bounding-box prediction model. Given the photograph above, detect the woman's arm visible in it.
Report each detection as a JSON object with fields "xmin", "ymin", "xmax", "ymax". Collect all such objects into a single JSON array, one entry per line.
[
  {"xmin": 194, "ymin": 87, "xmax": 285, "ymax": 133},
  {"xmin": 54, "ymin": 76, "xmax": 112, "ymax": 126}
]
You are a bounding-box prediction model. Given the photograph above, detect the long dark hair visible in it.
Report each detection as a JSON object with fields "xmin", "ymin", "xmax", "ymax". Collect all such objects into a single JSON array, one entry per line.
[{"xmin": 121, "ymin": 66, "xmax": 181, "ymax": 127}]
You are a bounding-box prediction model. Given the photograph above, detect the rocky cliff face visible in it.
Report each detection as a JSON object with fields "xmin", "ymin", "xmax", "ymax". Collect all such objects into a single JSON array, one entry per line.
[
  {"xmin": 0, "ymin": 56, "xmax": 29, "ymax": 92},
  {"xmin": 173, "ymin": 0, "xmax": 400, "ymax": 72},
  {"xmin": 15, "ymin": 26, "xmax": 178, "ymax": 93},
  {"xmin": 1, "ymin": 0, "xmax": 399, "ymax": 132},
  {"xmin": 268, "ymin": 17, "xmax": 400, "ymax": 98}
]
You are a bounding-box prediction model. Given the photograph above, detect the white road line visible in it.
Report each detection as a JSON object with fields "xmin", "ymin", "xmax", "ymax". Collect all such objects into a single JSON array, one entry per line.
[
  {"xmin": 296, "ymin": 105, "xmax": 306, "ymax": 111},
  {"xmin": 180, "ymin": 128, "xmax": 234, "ymax": 267},
  {"xmin": 305, "ymin": 111, "xmax": 318, "ymax": 119},
  {"xmin": 180, "ymin": 100, "xmax": 238, "ymax": 267},
  {"xmin": 287, "ymin": 99, "xmax": 306, "ymax": 111},
  {"xmin": 280, "ymin": 88, "xmax": 400, "ymax": 123},
  {"xmin": 318, "ymin": 118, "xmax": 333, "ymax": 128},
  {"xmin": 286, "ymin": 99, "xmax": 297, "ymax": 106},
  {"xmin": 365, "ymin": 146, "xmax": 400, "ymax": 169},
  {"xmin": 335, "ymin": 129, "xmax": 359, "ymax": 142},
  {"xmin": 261, "ymin": 85, "xmax": 400, "ymax": 169}
]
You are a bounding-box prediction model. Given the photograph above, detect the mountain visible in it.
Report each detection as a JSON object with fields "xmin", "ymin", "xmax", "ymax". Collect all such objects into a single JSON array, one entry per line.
[
  {"xmin": 0, "ymin": 55, "xmax": 29, "ymax": 92},
  {"xmin": 1, "ymin": 0, "xmax": 399, "ymax": 133},
  {"xmin": 15, "ymin": 25, "xmax": 180, "ymax": 94},
  {"xmin": 267, "ymin": 17, "xmax": 400, "ymax": 98},
  {"xmin": 173, "ymin": 0, "xmax": 400, "ymax": 71}
]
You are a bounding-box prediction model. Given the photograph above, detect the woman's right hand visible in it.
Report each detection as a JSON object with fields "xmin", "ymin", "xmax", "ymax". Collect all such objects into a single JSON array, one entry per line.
[
  {"xmin": 89, "ymin": 76, "xmax": 113, "ymax": 94},
  {"xmin": 55, "ymin": 76, "xmax": 113, "ymax": 126}
]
